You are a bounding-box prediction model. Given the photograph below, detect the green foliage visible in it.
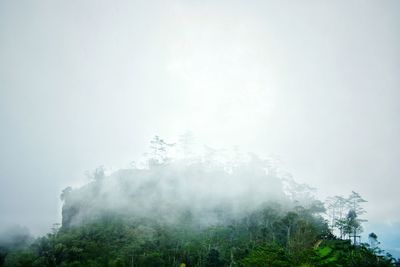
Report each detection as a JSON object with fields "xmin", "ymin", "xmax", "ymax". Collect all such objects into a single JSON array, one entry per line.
[
  {"xmin": 241, "ymin": 244, "xmax": 290, "ymax": 267},
  {"xmin": 2, "ymin": 206, "xmax": 395, "ymax": 267},
  {"xmin": 1, "ymin": 144, "xmax": 394, "ymax": 266},
  {"xmin": 305, "ymin": 239, "xmax": 395, "ymax": 267},
  {"xmin": 205, "ymin": 249, "xmax": 224, "ymax": 267}
]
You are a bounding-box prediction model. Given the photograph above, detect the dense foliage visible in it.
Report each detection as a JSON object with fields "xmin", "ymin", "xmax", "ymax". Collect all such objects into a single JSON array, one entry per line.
[
  {"xmin": 1, "ymin": 138, "xmax": 397, "ymax": 266},
  {"xmin": 1, "ymin": 207, "xmax": 396, "ymax": 266}
]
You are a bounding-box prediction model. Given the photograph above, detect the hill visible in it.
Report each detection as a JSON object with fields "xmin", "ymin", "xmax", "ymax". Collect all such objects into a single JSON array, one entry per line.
[{"xmin": 1, "ymin": 145, "xmax": 396, "ymax": 266}]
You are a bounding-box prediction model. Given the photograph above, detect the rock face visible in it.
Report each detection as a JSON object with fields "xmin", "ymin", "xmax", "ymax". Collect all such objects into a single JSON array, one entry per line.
[{"xmin": 60, "ymin": 157, "xmax": 290, "ymax": 228}]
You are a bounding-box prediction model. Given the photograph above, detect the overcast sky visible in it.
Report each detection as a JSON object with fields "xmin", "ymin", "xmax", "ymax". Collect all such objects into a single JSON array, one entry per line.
[{"xmin": 0, "ymin": 0, "xmax": 399, "ymax": 254}]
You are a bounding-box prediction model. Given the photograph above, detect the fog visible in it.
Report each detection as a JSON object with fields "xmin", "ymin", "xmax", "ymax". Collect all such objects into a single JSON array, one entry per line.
[
  {"xmin": 60, "ymin": 143, "xmax": 325, "ymax": 230},
  {"xmin": 0, "ymin": 0, "xmax": 399, "ymax": 256}
]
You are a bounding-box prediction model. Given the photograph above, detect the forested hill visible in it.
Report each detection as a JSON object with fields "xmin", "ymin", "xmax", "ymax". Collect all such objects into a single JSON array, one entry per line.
[
  {"xmin": 0, "ymin": 139, "xmax": 398, "ymax": 266},
  {"xmin": 61, "ymin": 154, "xmax": 292, "ymax": 229}
]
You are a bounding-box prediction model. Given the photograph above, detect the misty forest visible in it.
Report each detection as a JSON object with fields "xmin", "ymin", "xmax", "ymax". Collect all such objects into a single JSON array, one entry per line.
[{"xmin": 0, "ymin": 136, "xmax": 398, "ymax": 267}]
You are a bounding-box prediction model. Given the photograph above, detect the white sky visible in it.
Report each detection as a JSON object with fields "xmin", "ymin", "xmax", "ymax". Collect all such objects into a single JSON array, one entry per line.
[{"xmin": 0, "ymin": 0, "xmax": 399, "ymax": 252}]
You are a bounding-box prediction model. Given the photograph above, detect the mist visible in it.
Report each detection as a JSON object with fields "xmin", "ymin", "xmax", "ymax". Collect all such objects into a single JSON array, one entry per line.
[
  {"xmin": 60, "ymin": 142, "xmax": 320, "ymax": 228},
  {"xmin": 0, "ymin": 0, "xmax": 399, "ymax": 259}
]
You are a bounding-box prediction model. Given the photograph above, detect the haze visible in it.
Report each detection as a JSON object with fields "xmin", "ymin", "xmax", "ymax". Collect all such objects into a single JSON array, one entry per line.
[{"xmin": 0, "ymin": 0, "xmax": 399, "ymax": 255}]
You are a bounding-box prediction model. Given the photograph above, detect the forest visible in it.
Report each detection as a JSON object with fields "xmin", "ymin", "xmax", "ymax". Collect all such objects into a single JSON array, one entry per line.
[{"xmin": 0, "ymin": 137, "xmax": 398, "ymax": 267}]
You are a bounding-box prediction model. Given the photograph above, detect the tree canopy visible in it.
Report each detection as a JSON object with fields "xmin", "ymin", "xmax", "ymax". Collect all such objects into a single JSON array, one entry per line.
[{"xmin": 1, "ymin": 138, "xmax": 397, "ymax": 266}]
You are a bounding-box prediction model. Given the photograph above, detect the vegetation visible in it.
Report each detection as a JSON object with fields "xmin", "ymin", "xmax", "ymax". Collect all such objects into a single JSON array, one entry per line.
[
  {"xmin": 1, "ymin": 208, "xmax": 396, "ymax": 266},
  {"xmin": 0, "ymin": 137, "xmax": 398, "ymax": 266}
]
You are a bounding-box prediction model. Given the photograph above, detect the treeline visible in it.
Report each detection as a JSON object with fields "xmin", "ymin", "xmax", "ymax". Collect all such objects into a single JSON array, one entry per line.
[
  {"xmin": 0, "ymin": 204, "xmax": 396, "ymax": 266},
  {"xmin": 0, "ymin": 137, "xmax": 398, "ymax": 266}
]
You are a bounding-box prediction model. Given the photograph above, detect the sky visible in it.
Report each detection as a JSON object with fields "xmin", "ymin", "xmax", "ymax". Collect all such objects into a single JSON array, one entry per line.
[{"xmin": 0, "ymin": 0, "xmax": 399, "ymax": 255}]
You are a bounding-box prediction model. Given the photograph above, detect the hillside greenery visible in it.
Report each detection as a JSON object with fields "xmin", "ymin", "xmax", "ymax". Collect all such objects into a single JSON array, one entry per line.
[{"xmin": 1, "ymin": 137, "xmax": 397, "ymax": 266}]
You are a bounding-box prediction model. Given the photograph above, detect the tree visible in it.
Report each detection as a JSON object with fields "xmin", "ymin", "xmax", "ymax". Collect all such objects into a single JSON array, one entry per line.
[
  {"xmin": 241, "ymin": 245, "xmax": 290, "ymax": 267},
  {"xmin": 149, "ymin": 135, "xmax": 175, "ymax": 165},
  {"xmin": 346, "ymin": 191, "xmax": 367, "ymax": 245},
  {"xmin": 205, "ymin": 248, "xmax": 223, "ymax": 267},
  {"xmin": 326, "ymin": 195, "xmax": 347, "ymax": 238},
  {"xmin": 345, "ymin": 209, "xmax": 362, "ymax": 245},
  {"xmin": 327, "ymin": 191, "xmax": 367, "ymax": 242},
  {"xmin": 347, "ymin": 191, "xmax": 367, "ymax": 217},
  {"xmin": 368, "ymin": 232, "xmax": 379, "ymax": 248}
]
